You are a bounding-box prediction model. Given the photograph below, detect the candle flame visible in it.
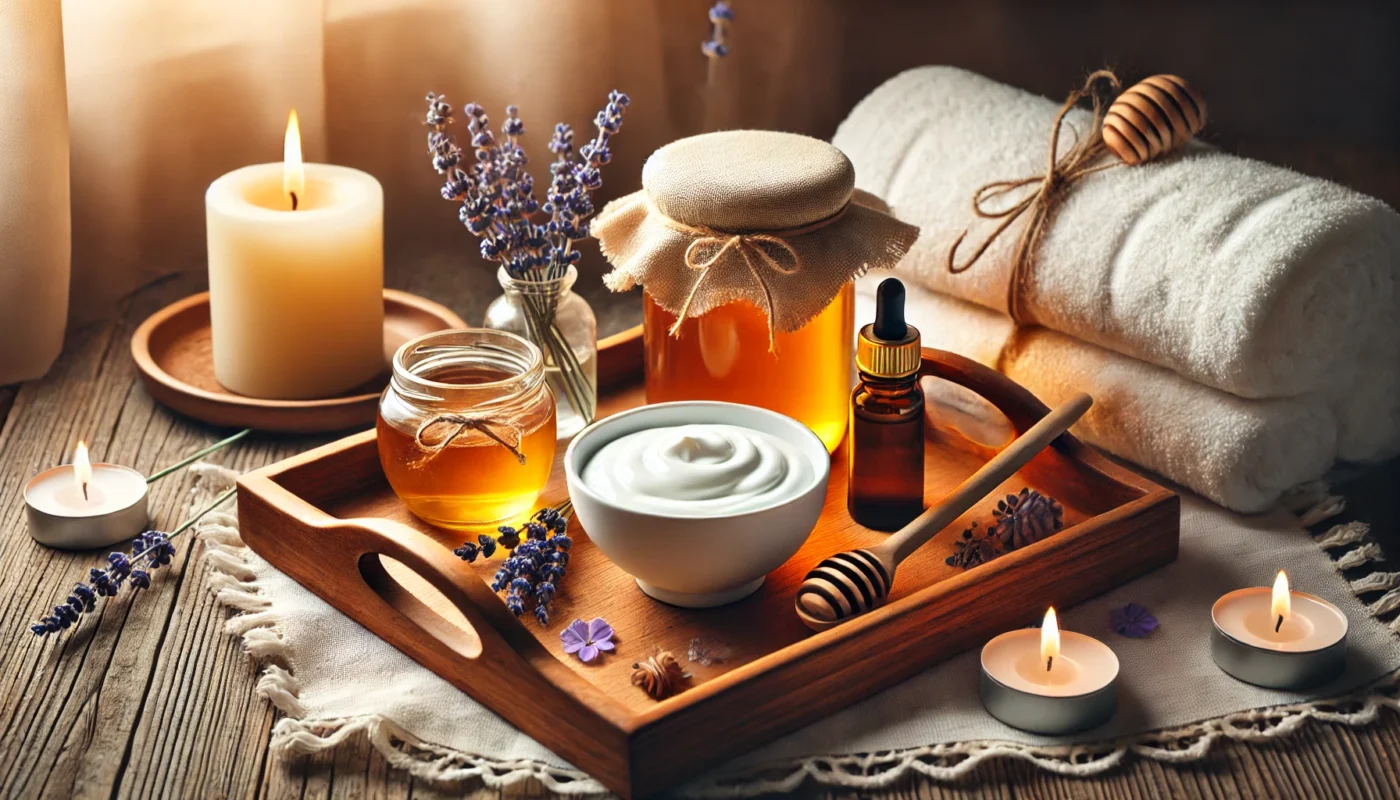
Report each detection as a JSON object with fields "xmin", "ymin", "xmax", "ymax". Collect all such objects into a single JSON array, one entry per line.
[
  {"xmin": 1272, "ymin": 570, "xmax": 1291, "ymax": 632},
  {"xmin": 283, "ymin": 109, "xmax": 305, "ymax": 210},
  {"xmin": 73, "ymin": 440, "xmax": 92, "ymax": 500},
  {"xmin": 1041, "ymin": 607, "xmax": 1060, "ymax": 671}
]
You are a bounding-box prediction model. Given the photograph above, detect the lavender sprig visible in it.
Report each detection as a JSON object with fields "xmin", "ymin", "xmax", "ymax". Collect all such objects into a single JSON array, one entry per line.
[
  {"xmin": 453, "ymin": 500, "xmax": 573, "ymax": 626},
  {"xmin": 702, "ymin": 2, "xmax": 734, "ymax": 59},
  {"xmin": 29, "ymin": 488, "xmax": 235, "ymax": 637},
  {"xmin": 424, "ymin": 92, "xmax": 628, "ymax": 426},
  {"xmin": 425, "ymin": 92, "xmax": 628, "ymax": 283}
]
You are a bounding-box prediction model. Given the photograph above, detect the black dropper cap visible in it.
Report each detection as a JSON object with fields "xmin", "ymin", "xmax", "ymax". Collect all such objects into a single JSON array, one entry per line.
[{"xmin": 872, "ymin": 278, "xmax": 907, "ymax": 342}]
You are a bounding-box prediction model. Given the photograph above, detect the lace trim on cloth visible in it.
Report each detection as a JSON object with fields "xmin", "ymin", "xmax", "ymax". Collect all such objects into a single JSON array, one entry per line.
[{"xmin": 193, "ymin": 464, "xmax": 1399, "ymax": 796}]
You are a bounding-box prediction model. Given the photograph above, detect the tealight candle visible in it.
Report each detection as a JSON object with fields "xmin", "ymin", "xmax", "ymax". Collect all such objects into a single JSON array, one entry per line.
[
  {"xmin": 980, "ymin": 608, "xmax": 1119, "ymax": 734},
  {"xmin": 1211, "ymin": 571, "xmax": 1348, "ymax": 689},
  {"xmin": 24, "ymin": 442, "xmax": 149, "ymax": 549},
  {"xmin": 206, "ymin": 109, "xmax": 384, "ymax": 400}
]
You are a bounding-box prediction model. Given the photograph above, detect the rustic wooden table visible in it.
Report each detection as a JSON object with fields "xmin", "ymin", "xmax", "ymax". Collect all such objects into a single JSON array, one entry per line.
[{"xmin": 1, "ymin": 259, "xmax": 1398, "ymax": 800}]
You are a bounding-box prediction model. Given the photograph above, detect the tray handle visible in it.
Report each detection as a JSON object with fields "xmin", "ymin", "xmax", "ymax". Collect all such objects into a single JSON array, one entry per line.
[
  {"xmin": 237, "ymin": 471, "xmax": 596, "ymax": 711},
  {"xmin": 919, "ymin": 347, "xmax": 1094, "ymax": 462},
  {"xmin": 237, "ymin": 471, "xmax": 634, "ymax": 774}
]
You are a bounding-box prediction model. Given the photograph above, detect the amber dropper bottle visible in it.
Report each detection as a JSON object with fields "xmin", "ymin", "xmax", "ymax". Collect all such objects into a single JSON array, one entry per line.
[{"xmin": 848, "ymin": 278, "xmax": 925, "ymax": 531}]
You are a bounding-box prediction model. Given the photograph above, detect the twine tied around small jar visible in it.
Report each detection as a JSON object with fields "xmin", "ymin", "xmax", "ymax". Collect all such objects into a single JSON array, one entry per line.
[
  {"xmin": 413, "ymin": 413, "xmax": 526, "ymax": 466},
  {"xmin": 946, "ymin": 69, "xmax": 1125, "ymax": 323},
  {"xmin": 657, "ymin": 202, "xmax": 850, "ymax": 348}
]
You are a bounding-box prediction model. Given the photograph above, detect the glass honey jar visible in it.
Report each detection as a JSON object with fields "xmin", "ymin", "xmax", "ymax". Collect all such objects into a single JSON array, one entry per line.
[
  {"xmin": 643, "ymin": 284, "xmax": 855, "ymax": 452},
  {"xmin": 592, "ymin": 130, "xmax": 918, "ymax": 454},
  {"xmin": 377, "ymin": 329, "xmax": 556, "ymax": 530}
]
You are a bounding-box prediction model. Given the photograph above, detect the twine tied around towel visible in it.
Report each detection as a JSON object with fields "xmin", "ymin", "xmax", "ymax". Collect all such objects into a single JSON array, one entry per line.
[
  {"xmin": 657, "ymin": 201, "xmax": 850, "ymax": 350},
  {"xmin": 630, "ymin": 651, "xmax": 690, "ymax": 700},
  {"xmin": 947, "ymin": 69, "xmax": 1125, "ymax": 322},
  {"xmin": 413, "ymin": 414, "xmax": 526, "ymax": 466}
]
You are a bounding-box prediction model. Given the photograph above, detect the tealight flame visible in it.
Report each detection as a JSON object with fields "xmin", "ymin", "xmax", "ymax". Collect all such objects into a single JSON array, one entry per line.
[
  {"xmin": 73, "ymin": 440, "xmax": 92, "ymax": 501},
  {"xmin": 1041, "ymin": 607, "xmax": 1060, "ymax": 672},
  {"xmin": 283, "ymin": 109, "xmax": 305, "ymax": 210},
  {"xmin": 1272, "ymin": 570, "xmax": 1291, "ymax": 633}
]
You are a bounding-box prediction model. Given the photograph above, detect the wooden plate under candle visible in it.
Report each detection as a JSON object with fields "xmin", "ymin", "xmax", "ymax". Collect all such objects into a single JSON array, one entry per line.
[{"xmin": 131, "ymin": 290, "xmax": 467, "ymax": 433}]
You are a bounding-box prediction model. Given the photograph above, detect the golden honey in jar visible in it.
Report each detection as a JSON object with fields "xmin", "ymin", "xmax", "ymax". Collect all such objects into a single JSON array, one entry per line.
[
  {"xmin": 643, "ymin": 284, "xmax": 855, "ymax": 452},
  {"xmin": 378, "ymin": 329, "xmax": 556, "ymax": 529},
  {"xmin": 590, "ymin": 130, "xmax": 919, "ymax": 455}
]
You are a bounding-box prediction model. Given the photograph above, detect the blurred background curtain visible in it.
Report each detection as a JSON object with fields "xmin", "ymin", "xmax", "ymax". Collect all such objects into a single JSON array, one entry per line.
[{"xmin": 49, "ymin": 0, "xmax": 1400, "ymax": 325}]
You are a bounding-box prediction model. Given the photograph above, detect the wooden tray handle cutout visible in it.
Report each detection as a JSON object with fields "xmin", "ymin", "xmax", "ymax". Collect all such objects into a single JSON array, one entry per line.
[{"xmin": 359, "ymin": 551, "xmax": 484, "ymax": 660}]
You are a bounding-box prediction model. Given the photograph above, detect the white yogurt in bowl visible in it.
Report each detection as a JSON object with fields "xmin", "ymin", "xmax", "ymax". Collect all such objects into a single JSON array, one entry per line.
[
  {"xmin": 565, "ymin": 402, "xmax": 830, "ymax": 608},
  {"xmin": 580, "ymin": 424, "xmax": 814, "ymax": 516}
]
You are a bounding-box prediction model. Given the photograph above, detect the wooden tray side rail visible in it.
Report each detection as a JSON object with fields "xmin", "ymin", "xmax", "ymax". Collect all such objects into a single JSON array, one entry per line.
[{"xmin": 236, "ymin": 325, "xmax": 1180, "ymax": 798}]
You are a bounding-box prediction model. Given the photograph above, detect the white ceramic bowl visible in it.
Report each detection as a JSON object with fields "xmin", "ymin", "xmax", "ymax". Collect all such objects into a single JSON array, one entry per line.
[{"xmin": 564, "ymin": 401, "xmax": 831, "ymax": 608}]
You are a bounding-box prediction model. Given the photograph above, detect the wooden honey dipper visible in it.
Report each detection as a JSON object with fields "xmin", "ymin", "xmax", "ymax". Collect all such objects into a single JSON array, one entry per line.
[{"xmin": 796, "ymin": 392, "xmax": 1093, "ymax": 631}]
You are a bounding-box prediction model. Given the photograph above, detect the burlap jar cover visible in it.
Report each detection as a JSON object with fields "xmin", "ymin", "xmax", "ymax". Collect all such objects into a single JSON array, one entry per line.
[{"xmin": 593, "ymin": 130, "xmax": 919, "ymax": 343}]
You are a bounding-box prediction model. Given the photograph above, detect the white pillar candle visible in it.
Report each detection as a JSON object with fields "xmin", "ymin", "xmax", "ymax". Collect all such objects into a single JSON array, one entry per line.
[
  {"xmin": 24, "ymin": 442, "xmax": 149, "ymax": 549},
  {"xmin": 1211, "ymin": 571, "xmax": 1348, "ymax": 688},
  {"xmin": 980, "ymin": 608, "xmax": 1119, "ymax": 734},
  {"xmin": 206, "ymin": 110, "xmax": 384, "ymax": 400}
]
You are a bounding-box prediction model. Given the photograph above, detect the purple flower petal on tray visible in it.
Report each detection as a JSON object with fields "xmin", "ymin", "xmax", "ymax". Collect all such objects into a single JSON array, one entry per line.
[
  {"xmin": 588, "ymin": 618, "xmax": 614, "ymax": 643},
  {"xmin": 1111, "ymin": 603, "xmax": 1159, "ymax": 638},
  {"xmin": 560, "ymin": 617, "xmax": 615, "ymax": 663},
  {"xmin": 560, "ymin": 619, "xmax": 589, "ymax": 653}
]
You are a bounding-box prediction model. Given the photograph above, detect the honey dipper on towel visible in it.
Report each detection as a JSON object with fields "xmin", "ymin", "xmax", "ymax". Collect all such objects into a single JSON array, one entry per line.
[{"xmin": 795, "ymin": 392, "xmax": 1092, "ymax": 631}]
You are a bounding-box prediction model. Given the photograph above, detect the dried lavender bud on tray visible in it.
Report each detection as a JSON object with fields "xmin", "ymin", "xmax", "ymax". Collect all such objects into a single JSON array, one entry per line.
[{"xmin": 945, "ymin": 488, "xmax": 1064, "ymax": 570}]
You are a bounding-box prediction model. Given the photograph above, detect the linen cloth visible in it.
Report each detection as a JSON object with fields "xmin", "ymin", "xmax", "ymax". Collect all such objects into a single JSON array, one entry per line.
[
  {"xmin": 201, "ymin": 463, "xmax": 1400, "ymax": 795},
  {"xmin": 856, "ymin": 280, "xmax": 1335, "ymax": 513},
  {"xmin": 832, "ymin": 66, "xmax": 1400, "ymax": 465}
]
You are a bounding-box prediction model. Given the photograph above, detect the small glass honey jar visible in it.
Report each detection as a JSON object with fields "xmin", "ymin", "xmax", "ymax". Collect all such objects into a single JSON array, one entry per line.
[{"xmin": 378, "ymin": 329, "xmax": 556, "ymax": 530}]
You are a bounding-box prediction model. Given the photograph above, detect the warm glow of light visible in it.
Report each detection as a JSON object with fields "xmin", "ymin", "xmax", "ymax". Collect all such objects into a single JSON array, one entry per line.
[
  {"xmin": 73, "ymin": 441, "xmax": 92, "ymax": 493},
  {"xmin": 1272, "ymin": 571, "xmax": 1292, "ymax": 624},
  {"xmin": 283, "ymin": 109, "xmax": 305, "ymax": 209},
  {"xmin": 1041, "ymin": 607, "xmax": 1061, "ymax": 666}
]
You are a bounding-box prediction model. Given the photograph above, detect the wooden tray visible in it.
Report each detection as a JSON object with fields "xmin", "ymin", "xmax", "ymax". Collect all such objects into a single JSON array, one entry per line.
[
  {"xmin": 131, "ymin": 290, "xmax": 467, "ymax": 433},
  {"xmin": 236, "ymin": 327, "xmax": 1179, "ymax": 798}
]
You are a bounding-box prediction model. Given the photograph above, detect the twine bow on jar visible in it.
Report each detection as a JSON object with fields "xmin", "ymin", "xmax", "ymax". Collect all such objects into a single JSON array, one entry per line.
[
  {"xmin": 413, "ymin": 413, "xmax": 527, "ymax": 466},
  {"xmin": 658, "ymin": 202, "xmax": 849, "ymax": 349}
]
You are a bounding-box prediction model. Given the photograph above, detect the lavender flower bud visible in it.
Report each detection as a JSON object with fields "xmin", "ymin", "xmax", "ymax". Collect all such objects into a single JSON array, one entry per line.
[
  {"xmin": 709, "ymin": 2, "xmax": 734, "ymax": 22},
  {"xmin": 502, "ymin": 106, "xmax": 525, "ymax": 137},
  {"xmin": 535, "ymin": 581, "xmax": 556, "ymax": 604},
  {"xmin": 130, "ymin": 570, "xmax": 152, "ymax": 590},
  {"xmin": 453, "ymin": 542, "xmax": 480, "ymax": 562},
  {"xmin": 702, "ymin": 40, "xmax": 729, "ymax": 58},
  {"xmin": 505, "ymin": 594, "xmax": 526, "ymax": 616},
  {"xmin": 491, "ymin": 569, "xmax": 512, "ymax": 593},
  {"xmin": 476, "ymin": 534, "xmax": 498, "ymax": 559},
  {"xmin": 534, "ymin": 604, "xmax": 550, "ymax": 626}
]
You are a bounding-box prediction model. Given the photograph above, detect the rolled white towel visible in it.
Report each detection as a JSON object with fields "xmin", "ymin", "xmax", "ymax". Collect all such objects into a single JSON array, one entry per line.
[
  {"xmin": 834, "ymin": 67, "xmax": 1400, "ymax": 417},
  {"xmin": 856, "ymin": 278, "xmax": 1337, "ymax": 513}
]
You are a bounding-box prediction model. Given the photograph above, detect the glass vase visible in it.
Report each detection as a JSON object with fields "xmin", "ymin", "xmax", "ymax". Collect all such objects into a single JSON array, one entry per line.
[{"xmin": 484, "ymin": 265, "xmax": 597, "ymax": 439}]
